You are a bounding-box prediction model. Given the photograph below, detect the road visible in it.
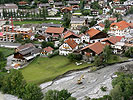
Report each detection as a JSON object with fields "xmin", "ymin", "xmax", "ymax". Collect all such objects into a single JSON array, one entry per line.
[{"xmin": 41, "ymin": 61, "xmax": 133, "ymax": 100}]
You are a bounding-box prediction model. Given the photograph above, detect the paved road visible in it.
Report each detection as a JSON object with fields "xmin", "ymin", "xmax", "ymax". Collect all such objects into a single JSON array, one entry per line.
[{"xmin": 42, "ymin": 61, "xmax": 133, "ymax": 100}]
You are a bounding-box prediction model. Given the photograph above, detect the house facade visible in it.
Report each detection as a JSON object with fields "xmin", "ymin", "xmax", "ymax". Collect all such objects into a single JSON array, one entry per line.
[
  {"xmin": 59, "ymin": 39, "xmax": 78, "ymax": 55},
  {"xmin": 108, "ymin": 21, "xmax": 130, "ymax": 36}
]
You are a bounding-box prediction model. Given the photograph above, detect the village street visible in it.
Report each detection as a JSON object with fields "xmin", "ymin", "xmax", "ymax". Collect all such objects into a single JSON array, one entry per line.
[{"xmin": 41, "ymin": 61, "xmax": 133, "ymax": 100}]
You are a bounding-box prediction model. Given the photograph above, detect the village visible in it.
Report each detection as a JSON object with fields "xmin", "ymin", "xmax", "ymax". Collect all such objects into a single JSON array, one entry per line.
[{"xmin": 0, "ymin": 0, "xmax": 133, "ymax": 100}]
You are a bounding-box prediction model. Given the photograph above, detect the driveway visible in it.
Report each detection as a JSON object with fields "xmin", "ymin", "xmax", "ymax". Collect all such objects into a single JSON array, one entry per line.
[
  {"xmin": 5, "ymin": 55, "xmax": 14, "ymax": 70},
  {"xmin": 41, "ymin": 61, "xmax": 133, "ymax": 100}
]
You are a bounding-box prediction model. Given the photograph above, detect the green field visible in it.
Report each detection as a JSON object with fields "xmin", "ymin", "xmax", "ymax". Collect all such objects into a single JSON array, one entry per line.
[
  {"xmin": 14, "ymin": 20, "xmax": 62, "ymax": 25},
  {"xmin": 21, "ymin": 56, "xmax": 90, "ymax": 84},
  {"xmin": 0, "ymin": 47, "xmax": 14, "ymax": 57}
]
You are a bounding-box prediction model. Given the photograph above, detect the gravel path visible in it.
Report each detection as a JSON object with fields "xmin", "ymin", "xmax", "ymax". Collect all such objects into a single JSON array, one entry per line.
[{"xmin": 41, "ymin": 61, "xmax": 133, "ymax": 100}]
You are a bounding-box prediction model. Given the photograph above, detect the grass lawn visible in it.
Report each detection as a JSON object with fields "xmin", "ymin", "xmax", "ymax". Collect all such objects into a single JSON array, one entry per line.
[
  {"xmin": 0, "ymin": 47, "xmax": 14, "ymax": 57},
  {"xmin": 13, "ymin": 20, "xmax": 62, "ymax": 25},
  {"xmin": 21, "ymin": 56, "xmax": 90, "ymax": 84}
]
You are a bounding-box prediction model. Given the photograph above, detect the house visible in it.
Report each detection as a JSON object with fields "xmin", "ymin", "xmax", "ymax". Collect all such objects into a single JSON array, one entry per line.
[
  {"xmin": 67, "ymin": 0, "xmax": 80, "ymax": 6},
  {"xmin": 23, "ymin": 33, "xmax": 35, "ymax": 40},
  {"xmin": 108, "ymin": 21, "xmax": 130, "ymax": 36},
  {"xmin": 86, "ymin": 28, "xmax": 108, "ymax": 43},
  {"xmin": 113, "ymin": 0, "xmax": 120, "ymax": 5},
  {"xmin": 59, "ymin": 39, "xmax": 78, "ymax": 55},
  {"xmin": 63, "ymin": 31, "xmax": 80, "ymax": 44},
  {"xmin": 108, "ymin": 17, "xmax": 117, "ymax": 23},
  {"xmin": 14, "ymin": 27, "xmax": 32, "ymax": 34},
  {"xmin": 45, "ymin": 27, "xmax": 66, "ymax": 40},
  {"xmin": 70, "ymin": 17, "xmax": 88, "ymax": 30},
  {"xmin": 54, "ymin": 2, "xmax": 63, "ymax": 8},
  {"xmin": 94, "ymin": 23, "xmax": 105, "ymax": 31},
  {"xmin": 41, "ymin": 46, "xmax": 54, "ymax": 56},
  {"xmin": 81, "ymin": 42, "xmax": 105, "ymax": 61},
  {"xmin": 113, "ymin": 42, "xmax": 125, "ymax": 54},
  {"xmin": 48, "ymin": 8, "xmax": 59, "ymax": 16},
  {"xmin": 12, "ymin": 43, "xmax": 41, "ymax": 65},
  {"xmin": 38, "ymin": 3, "xmax": 50, "ymax": 9},
  {"xmin": 18, "ymin": 1, "xmax": 28, "ymax": 6},
  {"xmin": 91, "ymin": 10, "xmax": 99, "ymax": 16},
  {"xmin": 124, "ymin": 0, "xmax": 133, "ymax": 6},
  {"xmin": 113, "ymin": 7, "xmax": 126, "ymax": 16},
  {"xmin": 0, "ymin": 32, "xmax": 16, "ymax": 42},
  {"xmin": 103, "ymin": 6, "xmax": 111, "ymax": 14},
  {"xmin": 79, "ymin": 33, "xmax": 90, "ymax": 43},
  {"xmin": 84, "ymin": 4, "xmax": 91, "ymax": 10},
  {"xmin": 61, "ymin": 7, "xmax": 72, "ymax": 13}
]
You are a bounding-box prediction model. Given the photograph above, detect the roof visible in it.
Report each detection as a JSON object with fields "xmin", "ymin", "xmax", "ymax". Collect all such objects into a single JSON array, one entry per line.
[
  {"xmin": 86, "ymin": 28, "xmax": 101, "ymax": 38},
  {"xmin": 98, "ymin": 23, "xmax": 105, "ymax": 27},
  {"xmin": 115, "ymin": 7, "xmax": 126, "ymax": 10},
  {"xmin": 61, "ymin": 7, "xmax": 72, "ymax": 12},
  {"xmin": 45, "ymin": 27, "xmax": 64, "ymax": 34},
  {"xmin": 81, "ymin": 42, "xmax": 105, "ymax": 54},
  {"xmin": 64, "ymin": 31, "xmax": 79, "ymax": 39},
  {"xmin": 108, "ymin": 17, "xmax": 117, "ymax": 21},
  {"xmin": 0, "ymin": 32, "xmax": 3, "ymax": 37},
  {"xmin": 113, "ymin": 0, "xmax": 120, "ymax": 2},
  {"xmin": 17, "ymin": 43, "xmax": 35, "ymax": 51},
  {"xmin": 44, "ymin": 46, "xmax": 54, "ymax": 52},
  {"xmin": 110, "ymin": 21, "xmax": 130, "ymax": 30},
  {"xmin": 41, "ymin": 23, "xmax": 62, "ymax": 27},
  {"xmin": 129, "ymin": 23, "xmax": 133, "ymax": 28},
  {"xmin": 70, "ymin": 17, "xmax": 86, "ymax": 24},
  {"xmin": 102, "ymin": 36, "xmax": 121, "ymax": 45},
  {"xmin": 18, "ymin": 1, "xmax": 28, "ymax": 4},
  {"xmin": 64, "ymin": 39, "xmax": 78, "ymax": 49}
]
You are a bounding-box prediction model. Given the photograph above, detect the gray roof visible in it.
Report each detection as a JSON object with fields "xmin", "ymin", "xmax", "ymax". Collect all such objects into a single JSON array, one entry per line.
[
  {"xmin": 70, "ymin": 17, "xmax": 86, "ymax": 24},
  {"xmin": 39, "ymin": 3, "xmax": 50, "ymax": 7},
  {"xmin": 41, "ymin": 23, "xmax": 62, "ymax": 27},
  {"xmin": 67, "ymin": 1, "xmax": 80, "ymax": 4},
  {"xmin": 54, "ymin": 2, "xmax": 63, "ymax": 6}
]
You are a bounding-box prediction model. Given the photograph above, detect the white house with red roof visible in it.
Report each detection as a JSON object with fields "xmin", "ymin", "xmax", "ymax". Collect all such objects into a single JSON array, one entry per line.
[
  {"xmin": 81, "ymin": 42, "xmax": 105, "ymax": 61},
  {"xmin": 41, "ymin": 46, "xmax": 54, "ymax": 56},
  {"xmin": 78, "ymin": 33, "xmax": 90, "ymax": 43},
  {"xmin": 108, "ymin": 21, "xmax": 131, "ymax": 37},
  {"xmin": 59, "ymin": 39, "xmax": 78, "ymax": 55},
  {"xmin": 113, "ymin": 7, "xmax": 126, "ymax": 16},
  {"xmin": 63, "ymin": 31, "xmax": 81, "ymax": 44},
  {"xmin": 85, "ymin": 28, "xmax": 108, "ymax": 43}
]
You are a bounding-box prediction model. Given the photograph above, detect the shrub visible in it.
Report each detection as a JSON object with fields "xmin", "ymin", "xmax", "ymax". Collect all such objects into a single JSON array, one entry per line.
[
  {"xmin": 90, "ymin": 67, "xmax": 97, "ymax": 72},
  {"xmin": 100, "ymin": 86, "xmax": 107, "ymax": 92},
  {"xmin": 48, "ymin": 50, "xmax": 59, "ymax": 58},
  {"xmin": 67, "ymin": 53, "xmax": 82, "ymax": 61}
]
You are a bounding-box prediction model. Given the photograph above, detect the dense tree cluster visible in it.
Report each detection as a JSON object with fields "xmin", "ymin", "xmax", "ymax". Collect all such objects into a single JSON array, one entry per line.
[
  {"xmin": 0, "ymin": 51, "xmax": 6, "ymax": 70},
  {"xmin": 0, "ymin": 69, "xmax": 44, "ymax": 100},
  {"xmin": 44, "ymin": 89, "xmax": 76, "ymax": 100},
  {"xmin": 67, "ymin": 53, "xmax": 82, "ymax": 61}
]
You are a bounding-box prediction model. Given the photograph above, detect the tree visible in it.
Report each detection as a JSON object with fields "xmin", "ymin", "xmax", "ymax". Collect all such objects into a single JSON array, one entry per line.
[
  {"xmin": 22, "ymin": 83, "xmax": 44, "ymax": 100},
  {"xmin": 44, "ymin": 89, "xmax": 75, "ymax": 100},
  {"xmin": 67, "ymin": 53, "xmax": 82, "ymax": 61},
  {"xmin": 1, "ymin": 69, "xmax": 26, "ymax": 97},
  {"xmin": 63, "ymin": 12, "xmax": 71, "ymax": 28},
  {"xmin": 94, "ymin": 55, "xmax": 104, "ymax": 67},
  {"xmin": 80, "ymin": 26, "xmax": 88, "ymax": 34},
  {"xmin": 104, "ymin": 20, "xmax": 110, "ymax": 28},
  {"xmin": 42, "ymin": 7, "xmax": 47, "ymax": 20},
  {"xmin": 41, "ymin": 41, "xmax": 54, "ymax": 48},
  {"xmin": 79, "ymin": 0, "xmax": 84, "ymax": 10},
  {"xmin": 0, "ymin": 51, "xmax": 6, "ymax": 70},
  {"xmin": 102, "ymin": 45, "xmax": 112, "ymax": 63},
  {"xmin": 89, "ymin": 18, "xmax": 97, "ymax": 27},
  {"xmin": 91, "ymin": 1, "xmax": 100, "ymax": 10},
  {"xmin": 82, "ymin": 10, "xmax": 91, "ymax": 16},
  {"xmin": 124, "ymin": 47, "xmax": 133, "ymax": 58},
  {"xmin": 111, "ymin": 73, "xmax": 133, "ymax": 100}
]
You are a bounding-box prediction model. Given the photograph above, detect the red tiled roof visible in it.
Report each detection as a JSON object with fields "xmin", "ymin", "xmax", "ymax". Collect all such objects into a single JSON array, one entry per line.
[
  {"xmin": 113, "ymin": 0, "xmax": 120, "ymax": 2},
  {"xmin": 129, "ymin": 23, "xmax": 133, "ymax": 28},
  {"xmin": 64, "ymin": 39, "xmax": 78, "ymax": 49},
  {"xmin": 44, "ymin": 46, "xmax": 54, "ymax": 52},
  {"xmin": 98, "ymin": 23, "xmax": 105, "ymax": 27},
  {"xmin": 45, "ymin": 27, "xmax": 64, "ymax": 34},
  {"xmin": 102, "ymin": 36, "xmax": 122, "ymax": 45},
  {"xmin": 86, "ymin": 28, "xmax": 101, "ymax": 38},
  {"xmin": 0, "ymin": 32, "xmax": 3, "ymax": 37},
  {"xmin": 110, "ymin": 21, "xmax": 130, "ymax": 30},
  {"xmin": 61, "ymin": 7, "xmax": 72, "ymax": 12},
  {"xmin": 64, "ymin": 31, "xmax": 79, "ymax": 39},
  {"xmin": 81, "ymin": 42, "xmax": 105, "ymax": 54},
  {"xmin": 108, "ymin": 18, "xmax": 117, "ymax": 21}
]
